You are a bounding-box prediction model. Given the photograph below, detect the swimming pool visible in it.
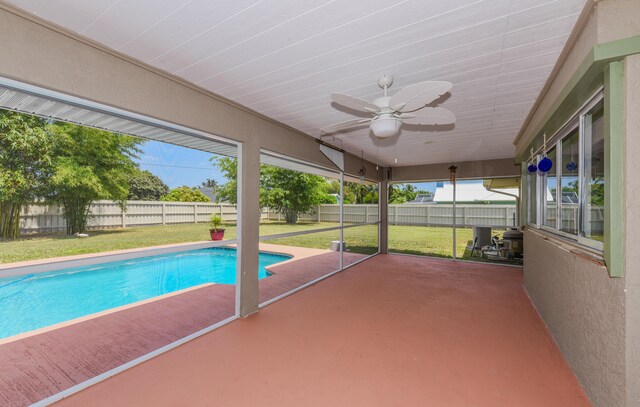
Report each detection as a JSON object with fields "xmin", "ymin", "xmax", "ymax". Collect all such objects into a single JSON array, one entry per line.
[{"xmin": 0, "ymin": 247, "xmax": 290, "ymax": 339}]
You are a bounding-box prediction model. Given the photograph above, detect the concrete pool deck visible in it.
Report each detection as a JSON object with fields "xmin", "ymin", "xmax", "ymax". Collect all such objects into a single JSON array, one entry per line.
[{"xmin": 0, "ymin": 243, "xmax": 366, "ymax": 406}]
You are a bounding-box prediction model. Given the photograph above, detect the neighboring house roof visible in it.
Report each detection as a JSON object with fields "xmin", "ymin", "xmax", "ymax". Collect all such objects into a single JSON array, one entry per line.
[
  {"xmin": 406, "ymin": 193, "xmax": 434, "ymax": 204},
  {"xmin": 561, "ymin": 191, "xmax": 579, "ymax": 204},
  {"xmin": 198, "ymin": 187, "xmax": 219, "ymax": 202},
  {"xmin": 433, "ymin": 183, "xmax": 518, "ymax": 203}
]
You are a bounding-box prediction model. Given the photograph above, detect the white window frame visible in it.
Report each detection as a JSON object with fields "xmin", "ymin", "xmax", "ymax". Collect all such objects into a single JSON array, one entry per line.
[
  {"xmin": 577, "ymin": 99, "xmax": 605, "ymax": 251},
  {"xmin": 530, "ymin": 89, "xmax": 604, "ymax": 251}
]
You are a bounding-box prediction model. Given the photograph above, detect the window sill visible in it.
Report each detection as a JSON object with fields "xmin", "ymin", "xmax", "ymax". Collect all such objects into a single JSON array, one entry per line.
[{"xmin": 524, "ymin": 226, "xmax": 606, "ymax": 267}]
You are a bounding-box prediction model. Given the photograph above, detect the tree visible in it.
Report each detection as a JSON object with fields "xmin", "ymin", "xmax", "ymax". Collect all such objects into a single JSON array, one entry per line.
[
  {"xmin": 213, "ymin": 157, "xmax": 272, "ymax": 208},
  {"xmin": 389, "ymin": 184, "xmax": 418, "ymax": 204},
  {"xmin": 589, "ymin": 177, "xmax": 605, "ymax": 207},
  {"xmin": 344, "ymin": 181, "xmax": 379, "ymax": 204},
  {"xmin": 127, "ymin": 169, "xmax": 169, "ymax": 200},
  {"xmin": 212, "ymin": 157, "xmax": 240, "ymax": 205},
  {"xmin": 48, "ymin": 123, "xmax": 141, "ymax": 234},
  {"xmin": 200, "ymin": 178, "xmax": 218, "ymax": 188},
  {"xmin": 261, "ymin": 165, "xmax": 328, "ymax": 224},
  {"xmin": 561, "ymin": 179, "xmax": 604, "ymax": 206},
  {"xmin": 213, "ymin": 157, "xmax": 331, "ymax": 224},
  {"xmin": 562, "ymin": 180, "xmax": 579, "ymax": 194},
  {"xmin": 0, "ymin": 112, "xmax": 54, "ymax": 238},
  {"xmin": 161, "ymin": 186, "xmax": 211, "ymax": 202}
]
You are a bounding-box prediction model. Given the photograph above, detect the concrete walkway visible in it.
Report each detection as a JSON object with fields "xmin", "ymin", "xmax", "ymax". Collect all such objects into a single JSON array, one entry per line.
[{"xmin": 56, "ymin": 254, "xmax": 590, "ymax": 407}]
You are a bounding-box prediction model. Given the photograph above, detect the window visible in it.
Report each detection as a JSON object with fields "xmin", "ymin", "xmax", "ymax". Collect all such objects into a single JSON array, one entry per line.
[
  {"xmin": 531, "ymin": 91, "xmax": 605, "ymax": 250},
  {"xmin": 526, "ymin": 160, "xmax": 538, "ymax": 225},
  {"xmin": 581, "ymin": 102, "xmax": 605, "ymax": 243},
  {"xmin": 559, "ymin": 129, "xmax": 579, "ymax": 235},
  {"xmin": 543, "ymin": 147, "xmax": 557, "ymax": 228}
]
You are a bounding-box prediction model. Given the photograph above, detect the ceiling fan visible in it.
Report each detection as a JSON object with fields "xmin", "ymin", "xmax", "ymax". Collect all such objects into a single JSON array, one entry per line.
[{"xmin": 322, "ymin": 75, "xmax": 455, "ymax": 138}]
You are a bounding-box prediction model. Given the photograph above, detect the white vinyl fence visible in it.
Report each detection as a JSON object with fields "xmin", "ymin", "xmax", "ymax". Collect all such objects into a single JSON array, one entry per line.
[{"xmin": 19, "ymin": 201, "xmax": 519, "ymax": 234}]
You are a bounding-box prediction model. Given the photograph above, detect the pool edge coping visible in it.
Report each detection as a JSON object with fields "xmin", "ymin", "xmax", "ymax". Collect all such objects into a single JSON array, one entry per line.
[
  {"xmin": 0, "ymin": 243, "xmax": 324, "ymax": 345},
  {"xmin": 0, "ymin": 240, "xmax": 237, "ymax": 278},
  {"xmin": 0, "ymin": 282, "xmax": 217, "ymax": 346}
]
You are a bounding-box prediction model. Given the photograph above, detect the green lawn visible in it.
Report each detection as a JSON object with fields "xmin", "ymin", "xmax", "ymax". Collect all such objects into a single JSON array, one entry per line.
[{"xmin": 2, "ymin": 222, "xmax": 478, "ymax": 264}]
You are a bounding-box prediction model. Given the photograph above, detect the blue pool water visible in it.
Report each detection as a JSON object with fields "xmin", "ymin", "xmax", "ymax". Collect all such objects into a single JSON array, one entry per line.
[{"xmin": 0, "ymin": 247, "xmax": 289, "ymax": 339}]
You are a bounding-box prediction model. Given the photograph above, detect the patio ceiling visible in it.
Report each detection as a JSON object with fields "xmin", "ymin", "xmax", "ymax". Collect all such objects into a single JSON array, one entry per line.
[{"xmin": 6, "ymin": 0, "xmax": 586, "ymax": 167}]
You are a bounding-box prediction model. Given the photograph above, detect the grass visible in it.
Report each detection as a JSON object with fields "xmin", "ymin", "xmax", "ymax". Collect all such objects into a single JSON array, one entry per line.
[{"xmin": 2, "ymin": 222, "xmax": 484, "ymax": 264}]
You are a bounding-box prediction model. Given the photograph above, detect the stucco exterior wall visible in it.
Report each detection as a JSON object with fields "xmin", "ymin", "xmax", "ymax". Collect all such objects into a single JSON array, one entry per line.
[
  {"xmin": 390, "ymin": 158, "xmax": 519, "ymax": 182},
  {"xmin": 597, "ymin": 0, "xmax": 640, "ymax": 44},
  {"xmin": 623, "ymin": 53, "xmax": 640, "ymax": 407},
  {"xmin": 523, "ymin": 230, "xmax": 626, "ymax": 407}
]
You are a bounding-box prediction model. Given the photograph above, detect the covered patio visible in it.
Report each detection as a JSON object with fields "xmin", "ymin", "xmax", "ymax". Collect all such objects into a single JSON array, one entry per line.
[{"xmin": 0, "ymin": 0, "xmax": 639, "ymax": 406}]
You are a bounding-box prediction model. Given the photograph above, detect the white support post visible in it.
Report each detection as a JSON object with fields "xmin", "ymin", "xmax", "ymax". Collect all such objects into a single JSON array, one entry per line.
[
  {"xmin": 161, "ymin": 203, "xmax": 166, "ymax": 226},
  {"xmin": 379, "ymin": 180, "xmax": 389, "ymax": 254},
  {"xmin": 236, "ymin": 140, "xmax": 260, "ymax": 318},
  {"xmin": 452, "ymin": 193, "xmax": 457, "ymax": 259},
  {"xmin": 449, "ymin": 165, "xmax": 458, "ymax": 260},
  {"xmin": 339, "ymin": 171, "xmax": 344, "ymax": 270},
  {"xmin": 121, "ymin": 207, "xmax": 126, "ymax": 228}
]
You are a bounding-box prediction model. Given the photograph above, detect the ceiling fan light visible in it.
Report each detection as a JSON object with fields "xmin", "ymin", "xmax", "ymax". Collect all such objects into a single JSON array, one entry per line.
[{"xmin": 370, "ymin": 117, "xmax": 402, "ymax": 138}]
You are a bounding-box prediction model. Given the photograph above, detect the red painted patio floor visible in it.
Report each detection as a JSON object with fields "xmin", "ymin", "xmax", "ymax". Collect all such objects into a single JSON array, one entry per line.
[
  {"xmin": 55, "ymin": 254, "xmax": 591, "ymax": 407},
  {"xmin": 0, "ymin": 246, "xmax": 365, "ymax": 406}
]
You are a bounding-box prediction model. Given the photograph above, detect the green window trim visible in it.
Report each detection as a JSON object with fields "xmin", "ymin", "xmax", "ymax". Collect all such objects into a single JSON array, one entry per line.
[
  {"xmin": 517, "ymin": 35, "xmax": 639, "ymax": 278},
  {"xmin": 516, "ymin": 35, "xmax": 640, "ymax": 162},
  {"xmin": 604, "ymin": 61, "xmax": 624, "ymax": 278}
]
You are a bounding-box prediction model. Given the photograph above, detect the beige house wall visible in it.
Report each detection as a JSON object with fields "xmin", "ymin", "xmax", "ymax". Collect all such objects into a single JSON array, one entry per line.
[
  {"xmin": 623, "ymin": 53, "xmax": 640, "ymax": 407},
  {"xmin": 390, "ymin": 158, "xmax": 519, "ymax": 182},
  {"xmin": 515, "ymin": 1, "xmax": 640, "ymax": 406},
  {"xmin": 523, "ymin": 230, "xmax": 626, "ymax": 407}
]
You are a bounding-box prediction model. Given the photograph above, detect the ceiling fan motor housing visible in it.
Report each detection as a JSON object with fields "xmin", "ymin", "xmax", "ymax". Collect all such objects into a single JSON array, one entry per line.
[{"xmin": 371, "ymin": 114, "xmax": 402, "ymax": 138}]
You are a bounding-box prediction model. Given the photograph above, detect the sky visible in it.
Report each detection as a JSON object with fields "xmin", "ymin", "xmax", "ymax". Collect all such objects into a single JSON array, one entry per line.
[
  {"xmin": 408, "ymin": 179, "xmax": 483, "ymax": 193},
  {"xmin": 135, "ymin": 140, "xmax": 226, "ymax": 189}
]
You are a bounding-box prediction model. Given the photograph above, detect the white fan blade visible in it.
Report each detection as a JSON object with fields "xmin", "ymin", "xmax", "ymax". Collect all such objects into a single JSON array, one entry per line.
[
  {"xmin": 401, "ymin": 107, "xmax": 456, "ymax": 125},
  {"xmin": 321, "ymin": 118, "xmax": 371, "ymax": 134},
  {"xmin": 389, "ymin": 81, "xmax": 453, "ymax": 112},
  {"xmin": 331, "ymin": 93, "xmax": 380, "ymax": 113}
]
